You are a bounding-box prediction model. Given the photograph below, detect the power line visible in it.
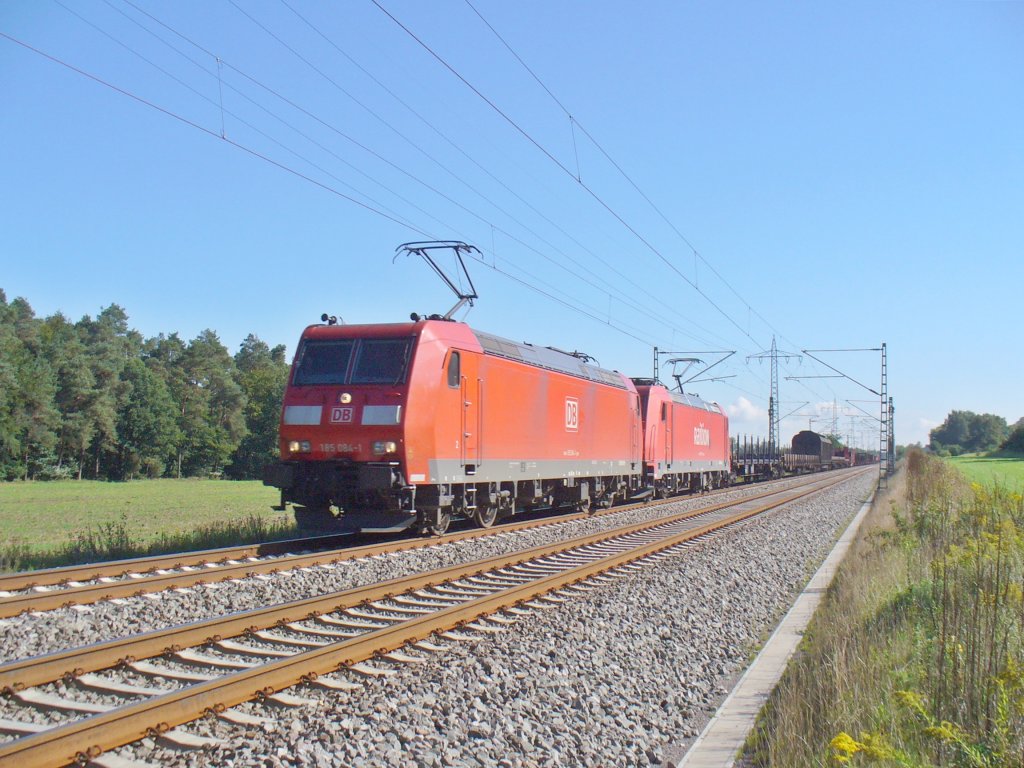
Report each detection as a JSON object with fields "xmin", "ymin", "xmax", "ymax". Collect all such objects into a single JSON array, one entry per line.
[
  {"xmin": 160, "ymin": 0, "xmax": 734, "ymax": 350},
  {"xmin": 371, "ymin": 0, "xmax": 764, "ymax": 349},
  {"xmin": 278, "ymin": 0, "xmax": 721, "ymax": 342},
  {"xmin": 460, "ymin": 0, "xmax": 845, "ymax": 366},
  {"xmin": 60, "ymin": 0, "xmax": 437, "ymax": 235},
  {"xmin": 0, "ymin": 30, "xmax": 686, "ymax": 357}
]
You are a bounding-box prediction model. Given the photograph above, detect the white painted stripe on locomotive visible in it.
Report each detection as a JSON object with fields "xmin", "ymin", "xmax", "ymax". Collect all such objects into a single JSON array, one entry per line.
[
  {"xmin": 420, "ymin": 457, "xmax": 727, "ymax": 485},
  {"xmin": 362, "ymin": 404, "xmax": 402, "ymax": 425},
  {"xmin": 283, "ymin": 405, "xmax": 323, "ymax": 425}
]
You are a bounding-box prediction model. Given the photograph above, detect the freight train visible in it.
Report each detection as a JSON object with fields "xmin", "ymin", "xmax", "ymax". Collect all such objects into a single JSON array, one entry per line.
[
  {"xmin": 262, "ymin": 317, "xmax": 730, "ymax": 533},
  {"xmin": 731, "ymin": 430, "xmax": 874, "ymax": 480},
  {"xmin": 262, "ymin": 238, "xmax": 867, "ymax": 533}
]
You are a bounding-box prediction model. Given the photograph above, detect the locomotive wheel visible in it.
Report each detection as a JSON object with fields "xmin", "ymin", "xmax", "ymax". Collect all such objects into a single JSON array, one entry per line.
[
  {"xmin": 576, "ymin": 497, "xmax": 592, "ymax": 514},
  {"xmin": 294, "ymin": 505, "xmax": 335, "ymax": 530},
  {"xmin": 472, "ymin": 505, "xmax": 498, "ymax": 528},
  {"xmin": 430, "ymin": 509, "xmax": 451, "ymax": 536}
]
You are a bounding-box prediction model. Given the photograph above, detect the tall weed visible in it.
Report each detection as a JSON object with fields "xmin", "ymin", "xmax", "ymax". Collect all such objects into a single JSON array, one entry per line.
[{"xmin": 744, "ymin": 450, "xmax": 1024, "ymax": 766}]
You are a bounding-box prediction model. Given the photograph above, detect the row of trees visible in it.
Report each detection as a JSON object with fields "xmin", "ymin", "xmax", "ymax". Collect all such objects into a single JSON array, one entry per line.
[
  {"xmin": 929, "ymin": 409, "xmax": 1024, "ymax": 456},
  {"xmin": 0, "ymin": 290, "xmax": 291, "ymax": 481}
]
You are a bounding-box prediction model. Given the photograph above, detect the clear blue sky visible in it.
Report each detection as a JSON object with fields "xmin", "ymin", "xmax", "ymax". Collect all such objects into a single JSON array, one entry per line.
[{"xmin": 2, "ymin": 1, "xmax": 1022, "ymax": 449}]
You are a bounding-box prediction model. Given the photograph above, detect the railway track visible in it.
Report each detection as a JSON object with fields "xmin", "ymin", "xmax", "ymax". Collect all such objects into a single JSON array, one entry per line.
[
  {"xmin": 0, "ymin": 531, "xmax": 360, "ymax": 593},
  {"xmin": 0, "ymin": 469, "xmax": 863, "ymax": 767},
  {"xmin": 0, "ymin": 474, "xmax": 828, "ymax": 619}
]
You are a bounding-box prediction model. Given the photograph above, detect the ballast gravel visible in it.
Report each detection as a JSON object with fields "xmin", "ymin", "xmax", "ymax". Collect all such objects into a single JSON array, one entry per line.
[
  {"xmin": 0, "ymin": 476, "xmax": 824, "ymax": 664},
  {"xmin": 91, "ymin": 470, "xmax": 876, "ymax": 767}
]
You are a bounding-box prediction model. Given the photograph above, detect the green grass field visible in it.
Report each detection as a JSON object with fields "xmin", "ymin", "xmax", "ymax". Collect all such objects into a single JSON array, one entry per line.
[
  {"xmin": 946, "ymin": 452, "xmax": 1024, "ymax": 489},
  {"xmin": 0, "ymin": 479, "xmax": 291, "ymax": 564}
]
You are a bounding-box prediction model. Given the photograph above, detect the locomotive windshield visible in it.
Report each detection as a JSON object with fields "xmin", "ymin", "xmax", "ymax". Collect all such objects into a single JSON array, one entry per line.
[
  {"xmin": 292, "ymin": 337, "xmax": 413, "ymax": 386},
  {"xmin": 351, "ymin": 338, "xmax": 412, "ymax": 384},
  {"xmin": 293, "ymin": 339, "xmax": 355, "ymax": 385}
]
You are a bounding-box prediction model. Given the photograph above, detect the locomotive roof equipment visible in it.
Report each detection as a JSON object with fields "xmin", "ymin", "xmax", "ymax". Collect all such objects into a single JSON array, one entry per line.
[{"xmin": 396, "ymin": 240, "xmax": 480, "ymax": 321}]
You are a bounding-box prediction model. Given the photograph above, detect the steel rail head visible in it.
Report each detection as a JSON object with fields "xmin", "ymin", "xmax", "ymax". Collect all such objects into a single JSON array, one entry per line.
[
  {"xmin": 0, "ymin": 477, "xmax": 822, "ymax": 618},
  {"xmin": 0, "ymin": 471, "xmax": 864, "ymax": 768},
  {"xmin": 0, "ymin": 471, "xmax": 863, "ymax": 697}
]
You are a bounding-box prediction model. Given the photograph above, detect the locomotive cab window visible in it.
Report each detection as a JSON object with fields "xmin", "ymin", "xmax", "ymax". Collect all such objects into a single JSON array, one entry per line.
[
  {"xmin": 293, "ymin": 339, "xmax": 355, "ymax": 386},
  {"xmin": 447, "ymin": 351, "xmax": 461, "ymax": 388},
  {"xmin": 350, "ymin": 338, "xmax": 413, "ymax": 385},
  {"xmin": 293, "ymin": 337, "xmax": 412, "ymax": 386}
]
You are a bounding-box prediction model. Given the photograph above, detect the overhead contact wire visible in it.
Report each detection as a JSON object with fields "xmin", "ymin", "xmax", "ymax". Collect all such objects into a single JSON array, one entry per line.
[
  {"xmin": 373, "ymin": 0, "xmax": 763, "ymax": 348},
  {"xmin": 0, "ymin": 31, "xmax": 432, "ymax": 237},
  {"xmin": 151, "ymin": 0, "xmax": 728, "ymax": 348},
  {"xmin": 463, "ymin": 0, "xmax": 788, "ymax": 346},
  {"xmin": 277, "ymin": 0, "xmax": 720, "ymax": 342}
]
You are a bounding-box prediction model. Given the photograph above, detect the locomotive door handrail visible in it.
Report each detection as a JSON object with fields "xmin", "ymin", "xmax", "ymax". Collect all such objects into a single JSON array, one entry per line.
[
  {"xmin": 669, "ymin": 404, "xmax": 675, "ymax": 466},
  {"xmin": 631, "ymin": 394, "xmax": 640, "ymax": 468},
  {"xmin": 476, "ymin": 378, "xmax": 484, "ymax": 468},
  {"xmin": 663, "ymin": 401, "xmax": 673, "ymax": 468},
  {"xmin": 460, "ymin": 374, "xmax": 481, "ymax": 474},
  {"xmin": 460, "ymin": 375, "xmax": 468, "ymax": 470}
]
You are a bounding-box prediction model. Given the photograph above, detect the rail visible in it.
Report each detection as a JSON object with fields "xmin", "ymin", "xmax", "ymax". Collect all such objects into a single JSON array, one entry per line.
[{"xmin": 0, "ymin": 470, "xmax": 865, "ymax": 767}]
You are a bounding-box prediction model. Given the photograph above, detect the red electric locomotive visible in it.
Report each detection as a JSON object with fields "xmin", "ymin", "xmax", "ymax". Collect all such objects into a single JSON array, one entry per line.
[
  {"xmin": 263, "ymin": 318, "xmax": 644, "ymax": 533},
  {"xmin": 263, "ymin": 242, "xmax": 739, "ymax": 533},
  {"xmin": 632, "ymin": 381, "xmax": 730, "ymax": 496}
]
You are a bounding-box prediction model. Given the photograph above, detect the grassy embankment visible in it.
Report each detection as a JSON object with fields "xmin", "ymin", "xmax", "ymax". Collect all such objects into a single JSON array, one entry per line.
[
  {"xmin": 743, "ymin": 450, "xmax": 1024, "ymax": 766},
  {"xmin": 0, "ymin": 479, "xmax": 295, "ymax": 572}
]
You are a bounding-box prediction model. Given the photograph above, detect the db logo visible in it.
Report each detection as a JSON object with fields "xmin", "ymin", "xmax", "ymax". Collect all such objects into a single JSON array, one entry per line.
[
  {"xmin": 565, "ymin": 398, "xmax": 579, "ymax": 432},
  {"xmin": 694, "ymin": 423, "xmax": 711, "ymax": 446},
  {"xmin": 330, "ymin": 407, "xmax": 354, "ymax": 424}
]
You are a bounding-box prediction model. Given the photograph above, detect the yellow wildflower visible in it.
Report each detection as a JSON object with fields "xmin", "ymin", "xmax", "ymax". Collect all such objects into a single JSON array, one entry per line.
[{"xmin": 829, "ymin": 731, "xmax": 861, "ymax": 763}]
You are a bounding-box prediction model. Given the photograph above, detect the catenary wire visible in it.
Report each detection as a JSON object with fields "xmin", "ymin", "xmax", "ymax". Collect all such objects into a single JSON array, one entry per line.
[
  {"xmin": 461, "ymin": 0, "xmax": 815, "ymax": 359},
  {"xmin": 275, "ymin": 0, "xmax": 733, "ymax": 346},
  {"xmin": 121, "ymin": 0, "xmax": 735, "ymax": 350},
  {"xmin": 0, "ymin": 30, "xmax": 696, "ymax": 357},
  {"xmin": 372, "ymin": 0, "xmax": 765, "ymax": 349}
]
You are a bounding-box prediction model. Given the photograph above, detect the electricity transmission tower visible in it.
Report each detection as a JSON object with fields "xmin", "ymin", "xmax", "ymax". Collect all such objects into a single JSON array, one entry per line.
[{"xmin": 747, "ymin": 337, "xmax": 801, "ymax": 461}]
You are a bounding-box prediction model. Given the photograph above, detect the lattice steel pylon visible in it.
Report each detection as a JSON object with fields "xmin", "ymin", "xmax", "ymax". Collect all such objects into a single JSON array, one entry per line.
[{"xmin": 747, "ymin": 337, "xmax": 800, "ymax": 462}]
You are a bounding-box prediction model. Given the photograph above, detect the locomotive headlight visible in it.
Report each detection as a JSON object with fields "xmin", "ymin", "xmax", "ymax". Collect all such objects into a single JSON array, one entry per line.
[
  {"xmin": 372, "ymin": 440, "xmax": 397, "ymax": 455},
  {"xmin": 288, "ymin": 440, "xmax": 312, "ymax": 454},
  {"xmin": 339, "ymin": 392, "xmax": 352, "ymax": 404}
]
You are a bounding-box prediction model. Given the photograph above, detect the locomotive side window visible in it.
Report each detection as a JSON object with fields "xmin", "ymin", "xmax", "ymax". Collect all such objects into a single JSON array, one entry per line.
[
  {"xmin": 293, "ymin": 339, "xmax": 355, "ymax": 385},
  {"xmin": 447, "ymin": 351, "xmax": 460, "ymax": 388},
  {"xmin": 351, "ymin": 339, "xmax": 413, "ymax": 385}
]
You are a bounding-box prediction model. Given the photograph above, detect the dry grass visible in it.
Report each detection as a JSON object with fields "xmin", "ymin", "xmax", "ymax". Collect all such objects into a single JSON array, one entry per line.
[{"xmin": 743, "ymin": 451, "xmax": 1024, "ymax": 766}]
